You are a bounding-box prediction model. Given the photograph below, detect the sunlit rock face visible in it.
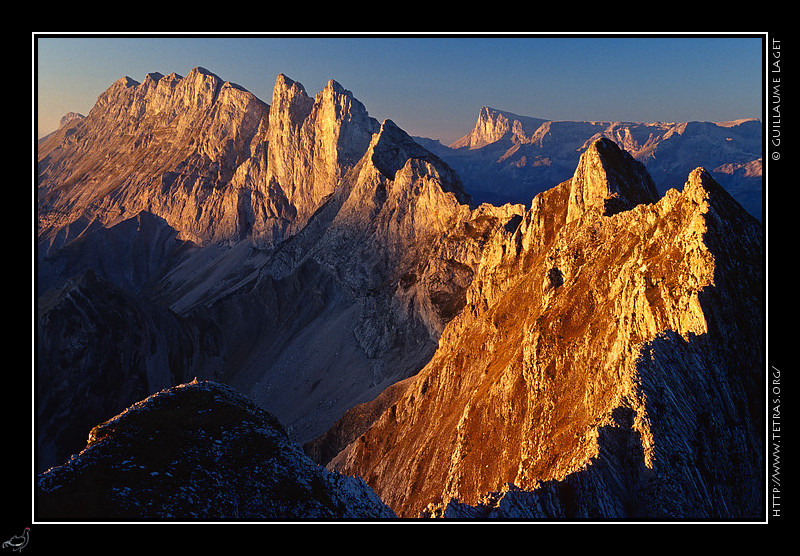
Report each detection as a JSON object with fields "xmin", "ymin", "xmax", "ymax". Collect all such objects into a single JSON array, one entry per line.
[
  {"xmin": 330, "ymin": 140, "xmax": 763, "ymax": 519},
  {"xmin": 37, "ymin": 68, "xmax": 763, "ymax": 521},
  {"xmin": 37, "ymin": 69, "xmax": 381, "ymax": 252},
  {"xmin": 264, "ymin": 75, "xmax": 380, "ymax": 241},
  {"xmin": 36, "ymin": 70, "xmax": 518, "ymax": 476},
  {"xmin": 36, "ymin": 380, "xmax": 396, "ymax": 520},
  {"xmin": 38, "ymin": 68, "xmax": 271, "ymax": 250},
  {"xmin": 565, "ymin": 137, "xmax": 659, "ymax": 222}
]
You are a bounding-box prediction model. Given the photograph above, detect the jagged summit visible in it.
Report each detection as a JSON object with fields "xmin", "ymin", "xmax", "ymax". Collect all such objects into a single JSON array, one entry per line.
[
  {"xmin": 272, "ymin": 73, "xmax": 314, "ymax": 122},
  {"xmin": 329, "ymin": 144, "xmax": 763, "ymax": 518},
  {"xmin": 275, "ymin": 72, "xmax": 301, "ymax": 87},
  {"xmin": 324, "ymin": 77, "xmax": 350, "ymax": 96},
  {"xmin": 685, "ymin": 165, "xmax": 732, "ymax": 199},
  {"xmin": 116, "ymin": 75, "xmax": 140, "ymax": 88},
  {"xmin": 193, "ymin": 66, "xmax": 215, "ymax": 76},
  {"xmin": 369, "ymin": 119, "xmax": 470, "ymax": 204},
  {"xmin": 143, "ymin": 71, "xmax": 165, "ymax": 82},
  {"xmin": 567, "ymin": 137, "xmax": 660, "ymax": 222}
]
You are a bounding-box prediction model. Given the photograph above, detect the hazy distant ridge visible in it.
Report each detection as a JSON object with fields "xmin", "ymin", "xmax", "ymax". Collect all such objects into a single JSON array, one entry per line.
[{"xmin": 418, "ymin": 107, "xmax": 763, "ymax": 219}]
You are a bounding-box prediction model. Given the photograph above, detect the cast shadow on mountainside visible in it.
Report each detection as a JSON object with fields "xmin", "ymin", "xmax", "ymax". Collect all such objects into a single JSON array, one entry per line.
[
  {"xmin": 420, "ymin": 185, "xmax": 764, "ymax": 520},
  {"xmin": 426, "ymin": 327, "xmax": 764, "ymax": 520},
  {"xmin": 324, "ymin": 151, "xmax": 764, "ymax": 519},
  {"xmin": 424, "ymin": 405, "xmax": 654, "ymax": 519}
]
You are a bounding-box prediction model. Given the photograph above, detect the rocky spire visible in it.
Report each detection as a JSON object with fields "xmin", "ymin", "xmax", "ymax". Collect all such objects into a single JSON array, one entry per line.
[
  {"xmin": 368, "ymin": 119, "xmax": 470, "ymax": 204},
  {"xmin": 265, "ymin": 74, "xmax": 380, "ymax": 235},
  {"xmin": 566, "ymin": 137, "xmax": 660, "ymax": 222}
]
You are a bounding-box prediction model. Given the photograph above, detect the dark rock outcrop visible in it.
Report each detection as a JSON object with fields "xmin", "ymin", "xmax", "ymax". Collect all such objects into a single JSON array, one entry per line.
[{"xmin": 36, "ymin": 380, "xmax": 396, "ymax": 520}]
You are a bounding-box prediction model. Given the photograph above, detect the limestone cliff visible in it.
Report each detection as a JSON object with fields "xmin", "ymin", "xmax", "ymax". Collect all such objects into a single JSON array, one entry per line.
[
  {"xmin": 36, "ymin": 68, "xmax": 382, "ymax": 252},
  {"xmin": 330, "ymin": 139, "xmax": 763, "ymax": 519},
  {"xmin": 36, "ymin": 70, "xmax": 518, "ymax": 472},
  {"xmin": 259, "ymin": 74, "xmax": 380, "ymax": 243},
  {"xmin": 38, "ymin": 68, "xmax": 270, "ymax": 250}
]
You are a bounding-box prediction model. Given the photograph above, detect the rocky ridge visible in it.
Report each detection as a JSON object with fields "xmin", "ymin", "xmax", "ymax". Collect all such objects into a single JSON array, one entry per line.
[{"xmin": 330, "ymin": 140, "xmax": 763, "ymax": 519}]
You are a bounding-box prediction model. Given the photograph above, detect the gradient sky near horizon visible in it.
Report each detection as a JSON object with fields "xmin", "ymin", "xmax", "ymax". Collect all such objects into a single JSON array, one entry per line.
[{"xmin": 34, "ymin": 33, "xmax": 764, "ymax": 145}]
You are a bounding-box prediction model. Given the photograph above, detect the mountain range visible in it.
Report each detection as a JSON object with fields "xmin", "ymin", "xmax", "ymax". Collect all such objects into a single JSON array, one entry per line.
[
  {"xmin": 35, "ymin": 67, "xmax": 764, "ymax": 521},
  {"xmin": 417, "ymin": 106, "xmax": 762, "ymax": 220}
]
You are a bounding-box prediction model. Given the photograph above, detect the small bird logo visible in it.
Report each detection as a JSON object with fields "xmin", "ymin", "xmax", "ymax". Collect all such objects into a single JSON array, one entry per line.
[{"xmin": 2, "ymin": 528, "xmax": 29, "ymax": 552}]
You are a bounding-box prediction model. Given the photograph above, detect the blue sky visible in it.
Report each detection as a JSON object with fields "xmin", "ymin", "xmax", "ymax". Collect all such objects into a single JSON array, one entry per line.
[{"xmin": 34, "ymin": 33, "xmax": 765, "ymax": 145}]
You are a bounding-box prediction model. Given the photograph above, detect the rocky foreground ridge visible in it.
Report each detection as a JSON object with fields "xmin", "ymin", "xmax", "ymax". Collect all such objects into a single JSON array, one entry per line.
[
  {"xmin": 36, "ymin": 67, "xmax": 764, "ymax": 520},
  {"xmin": 36, "ymin": 380, "xmax": 395, "ymax": 519}
]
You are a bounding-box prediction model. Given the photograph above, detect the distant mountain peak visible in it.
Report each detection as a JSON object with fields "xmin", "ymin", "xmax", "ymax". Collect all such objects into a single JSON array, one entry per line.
[
  {"xmin": 435, "ymin": 105, "xmax": 762, "ymax": 219},
  {"xmin": 451, "ymin": 106, "xmax": 547, "ymax": 150}
]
